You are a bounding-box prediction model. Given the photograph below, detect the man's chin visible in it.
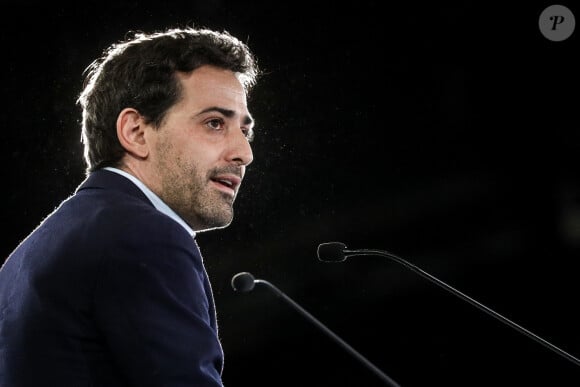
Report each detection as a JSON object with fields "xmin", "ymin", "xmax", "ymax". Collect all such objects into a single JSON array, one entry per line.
[
  {"xmin": 196, "ymin": 210, "xmax": 234, "ymax": 231},
  {"xmin": 196, "ymin": 221, "xmax": 232, "ymax": 233}
]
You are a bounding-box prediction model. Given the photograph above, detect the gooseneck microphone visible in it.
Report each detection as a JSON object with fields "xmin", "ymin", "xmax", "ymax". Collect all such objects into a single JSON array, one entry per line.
[
  {"xmin": 317, "ymin": 242, "xmax": 580, "ymax": 368},
  {"xmin": 231, "ymin": 272, "xmax": 402, "ymax": 387}
]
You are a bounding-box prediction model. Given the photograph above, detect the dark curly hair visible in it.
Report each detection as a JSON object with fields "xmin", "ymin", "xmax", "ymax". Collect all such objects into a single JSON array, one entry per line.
[{"xmin": 77, "ymin": 26, "xmax": 260, "ymax": 174}]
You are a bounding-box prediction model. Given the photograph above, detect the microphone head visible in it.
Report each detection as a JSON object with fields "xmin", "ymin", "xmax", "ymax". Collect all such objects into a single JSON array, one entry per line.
[
  {"xmin": 317, "ymin": 242, "xmax": 348, "ymax": 262},
  {"xmin": 231, "ymin": 272, "xmax": 256, "ymax": 292}
]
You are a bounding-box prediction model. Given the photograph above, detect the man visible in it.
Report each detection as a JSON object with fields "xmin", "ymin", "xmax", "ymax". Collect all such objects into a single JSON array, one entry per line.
[{"xmin": 0, "ymin": 25, "xmax": 260, "ymax": 386}]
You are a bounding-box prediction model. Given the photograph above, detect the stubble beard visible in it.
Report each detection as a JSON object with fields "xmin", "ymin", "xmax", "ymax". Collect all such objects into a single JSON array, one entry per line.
[{"xmin": 157, "ymin": 152, "xmax": 235, "ymax": 232}]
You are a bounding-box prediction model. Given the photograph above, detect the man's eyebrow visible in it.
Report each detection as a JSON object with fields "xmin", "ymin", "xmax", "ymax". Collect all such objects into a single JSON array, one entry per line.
[{"xmin": 198, "ymin": 106, "xmax": 254, "ymax": 126}]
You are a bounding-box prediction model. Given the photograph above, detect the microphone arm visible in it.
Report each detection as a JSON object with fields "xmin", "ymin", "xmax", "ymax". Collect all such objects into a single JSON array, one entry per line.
[
  {"xmin": 232, "ymin": 272, "xmax": 402, "ymax": 387},
  {"xmin": 334, "ymin": 245, "xmax": 580, "ymax": 368}
]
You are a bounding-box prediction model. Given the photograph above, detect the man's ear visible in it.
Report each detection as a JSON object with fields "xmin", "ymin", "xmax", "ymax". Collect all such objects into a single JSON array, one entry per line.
[{"xmin": 116, "ymin": 108, "xmax": 149, "ymax": 158}]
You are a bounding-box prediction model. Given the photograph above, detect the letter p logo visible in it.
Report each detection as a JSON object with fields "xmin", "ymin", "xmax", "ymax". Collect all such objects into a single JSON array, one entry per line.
[
  {"xmin": 550, "ymin": 15, "xmax": 566, "ymax": 30},
  {"xmin": 539, "ymin": 5, "xmax": 575, "ymax": 41}
]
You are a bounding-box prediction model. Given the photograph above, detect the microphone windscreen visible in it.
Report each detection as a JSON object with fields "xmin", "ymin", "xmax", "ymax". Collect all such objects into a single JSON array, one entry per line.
[
  {"xmin": 231, "ymin": 272, "xmax": 256, "ymax": 292},
  {"xmin": 317, "ymin": 242, "xmax": 347, "ymax": 262}
]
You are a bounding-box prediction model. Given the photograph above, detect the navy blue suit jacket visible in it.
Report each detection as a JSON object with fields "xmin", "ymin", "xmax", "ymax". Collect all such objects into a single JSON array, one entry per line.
[{"xmin": 0, "ymin": 169, "xmax": 224, "ymax": 386}]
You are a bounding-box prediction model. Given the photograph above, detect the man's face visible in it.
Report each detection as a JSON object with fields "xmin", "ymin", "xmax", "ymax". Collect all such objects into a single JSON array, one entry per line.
[{"xmin": 147, "ymin": 65, "xmax": 254, "ymax": 231}]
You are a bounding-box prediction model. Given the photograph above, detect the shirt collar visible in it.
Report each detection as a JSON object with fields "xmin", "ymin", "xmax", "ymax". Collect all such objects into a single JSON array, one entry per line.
[{"xmin": 103, "ymin": 167, "xmax": 196, "ymax": 238}]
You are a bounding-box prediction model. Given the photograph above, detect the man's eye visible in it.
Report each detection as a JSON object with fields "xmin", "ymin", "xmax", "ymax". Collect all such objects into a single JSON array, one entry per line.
[
  {"xmin": 206, "ymin": 119, "xmax": 224, "ymax": 130},
  {"xmin": 243, "ymin": 128, "xmax": 255, "ymax": 142}
]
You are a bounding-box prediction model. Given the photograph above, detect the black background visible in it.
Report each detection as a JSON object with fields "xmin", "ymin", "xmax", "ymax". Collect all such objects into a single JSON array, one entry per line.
[{"xmin": 2, "ymin": 1, "xmax": 580, "ymax": 386}]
